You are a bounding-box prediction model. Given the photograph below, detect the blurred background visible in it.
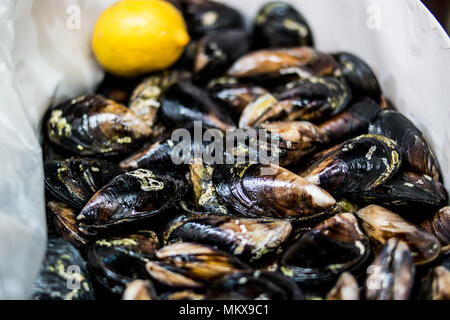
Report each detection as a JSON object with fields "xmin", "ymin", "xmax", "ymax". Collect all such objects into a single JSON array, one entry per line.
[{"xmin": 422, "ymin": 0, "xmax": 450, "ymax": 34}]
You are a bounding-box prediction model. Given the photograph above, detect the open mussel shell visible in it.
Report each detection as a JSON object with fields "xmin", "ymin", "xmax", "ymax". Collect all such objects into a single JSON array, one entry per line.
[
  {"xmin": 86, "ymin": 231, "xmax": 159, "ymax": 297},
  {"xmin": 44, "ymin": 158, "xmax": 122, "ymax": 209},
  {"xmin": 365, "ymin": 238, "xmax": 415, "ymax": 300},
  {"xmin": 129, "ymin": 70, "xmax": 191, "ymax": 128},
  {"xmin": 253, "ymin": 1, "xmax": 314, "ymax": 49},
  {"xmin": 194, "ymin": 29, "xmax": 251, "ymax": 82},
  {"xmin": 418, "ymin": 266, "xmax": 450, "ymax": 300},
  {"xmin": 77, "ymin": 169, "xmax": 187, "ymax": 235},
  {"xmin": 46, "ymin": 95, "xmax": 152, "ymax": 156},
  {"xmin": 421, "ymin": 206, "xmax": 450, "ymax": 245},
  {"xmin": 369, "ymin": 109, "xmax": 441, "ymax": 181},
  {"xmin": 301, "ymin": 134, "xmax": 402, "ymax": 197},
  {"xmin": 161, "ymin": 80, "xmax": 236, "ymax": 130},
  {"xmin": 212, "ymin": 163, "xmax": 336, "ymax": 221},
  {"xmin": 164, "ymin": 214, "xmax": 292, "ymax": 263},
  {"xmin": 181, "ymin": 0, "xmax": 245, "ymax": 39},
  {"xmin": 318, "ymin": 98, "xmax": 380, "ymax": 145},
  {"xmin": 357, "ymin": 205, "xmax": 441, "ymax": 265},
  {"xmin": 258, "ymin": 121, "xmax": 329, "ymax": 166},
  {"xmin": 47, "ymin": 202, "xmax": 88, "ymax": 249},
  {"xmin": 31, "ymin": 239, "xmax": 94, "ymax": 300},
  {"xmin": 280, "ymin": 213, "xmax": 371, "ymax": 285},
  {"xmin": 227, "ymin": 47, "xmax": 340, "ymax": 81},
  {"xmin": 349, "ymin": 171, "xmax": 448, "ymax": 222},
  {"xmin": 145, "ymin": 242, "xmax": 250, "ymax": 289},
  {"xmin": 274, "ymin": 77, "xmax": 352, "ymax": 122},
  {"xmin": 206, "ymin": 270, "xmax": 304, "ymax": 300},
  {"xmin": 332, "ymin": 52, "xmax": 381, "ymax": 100},
  {"xmin": 326, "ymin": 272, "xmax": 360, "ymax": 300},
  {"xmin": 122, "ymin": 280, "xmax": 159, "ymax": 300}
]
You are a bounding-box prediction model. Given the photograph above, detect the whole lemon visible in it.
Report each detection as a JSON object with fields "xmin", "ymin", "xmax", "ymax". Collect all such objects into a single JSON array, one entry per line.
[{"xmin": 92, "ymin": 0, "xmax": 190, "ymax": 77}]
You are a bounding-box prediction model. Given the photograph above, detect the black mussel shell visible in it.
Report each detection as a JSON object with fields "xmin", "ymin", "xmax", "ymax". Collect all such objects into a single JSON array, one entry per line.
[
  {"xmin": 319, "ymin": 98, "xmax": 380, "ymax": 145},
  {"xmin": 194, "ymin": 29, "xmax": 251, "ymax": 83},
  {"xmin": 349, "ymin": 172, "xmax": 448, "ymax": 222},
  {"xmin": 44, "ymin": 158, "xmax": 122, "ymax": 209},
  {"xmin": 280, "ymin": 213, "xmax": 371, "ymax": 285},
  {"xmin": 86, "ymin": 231, "xmax": 159, "ymax": 297},
  {"xmin": 47, "ymin": 202, "xmax": 88, "ymax": 249},
  {"xmin": 129, "ymin": 70, "xmax": 191, "ymax": 128},
  {"xmin": 326, "ymin": 272, "xmax": 360, "ymax": 300},
  {"xmin": 365, "ymin": 238, "xmax": 415, "ymax": 300},
  {"xmin": 46, "ymin": 95, "xmax": 152, "ymax": 156},
  {"xmin": 181, "ymin": 0, "xmax": 245, "ymax": 39},
  {"xmin": 228, "ymin": 47, "xmax": 340, "ymax": 82},
  {"xmin": 161, "ymin": 80, "xmax": 236, "ymax": 130},
  {"xmin": 332, "ymin": 52, "xmax": 381, "ymax": 100},
  {"xmin": 206, "ymin": 270, "xmax": 304, "ymax": 300},
  {"xmin": 77, "ymin": 169, "xmax": 187, "ymax": 235},
  {"xmin": 163, "ymin": 290, "xmax": 205, "ymax": 300},
  {"xmin": 369, "ymin": 109, "xmax": 441, "ymax": 181},
  {"xmin": 302, "ymin": 134, "xmax": 402, "ymax": 197},
  {"xmin": 357, "ymin": 205, "xmax": 441, "ymax": 265},
  {"xmin": 274, "ymin": 77, "xmax": 352, "ymax": 122},
  {"xmin": 212, "ymin": 163, "xmax": 336, "ymax": 221},
  {"xmin": 421, "ymin": 206, "xmax": 450, "ymax": 245},
  {"xmin": 31, "ymin": 239, "xmax": 94, "ymax": 300},
  {"xmin": 122, "ymin": 280, "xmax": 159, "ymax": 300},
  {"xmin": 145, "ymin": 242, "xmax": 250, "ymax": 289},
  {"xmin": 254, "ymin": 1, "xmax": 314, "ymax": 49},
  {"xmin": 164, "ymin": 214, "xmax": 292, "ymax": 263}
]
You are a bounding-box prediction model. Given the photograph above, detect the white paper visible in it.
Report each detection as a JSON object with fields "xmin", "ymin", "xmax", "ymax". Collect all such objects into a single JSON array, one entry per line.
[{"xmin": 0, "ymin": 0, "xmax": 448, "ymax": 299}]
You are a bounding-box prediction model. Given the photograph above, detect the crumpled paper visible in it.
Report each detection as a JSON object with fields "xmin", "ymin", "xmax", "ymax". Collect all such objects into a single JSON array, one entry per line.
[{"xmin": 0, "ymin": 0, "xmax": 448, "ymax": 299}]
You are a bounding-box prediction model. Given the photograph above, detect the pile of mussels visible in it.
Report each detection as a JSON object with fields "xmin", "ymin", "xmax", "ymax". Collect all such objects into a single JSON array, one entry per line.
[{"xmin": 34, "ymin": 1, "xmax": 450, "ymax": 300}]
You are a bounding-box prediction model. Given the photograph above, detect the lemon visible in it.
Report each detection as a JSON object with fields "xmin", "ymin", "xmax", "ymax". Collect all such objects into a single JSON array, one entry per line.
[{"xmin": 92, "ymin": 0, "xmax": 190, "ymax": 77}]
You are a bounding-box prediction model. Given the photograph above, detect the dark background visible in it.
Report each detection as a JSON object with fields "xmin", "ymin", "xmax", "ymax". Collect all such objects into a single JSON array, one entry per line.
[{"xmin": 422, "ymin": 0, "xmax": 450, "ymax": 33}]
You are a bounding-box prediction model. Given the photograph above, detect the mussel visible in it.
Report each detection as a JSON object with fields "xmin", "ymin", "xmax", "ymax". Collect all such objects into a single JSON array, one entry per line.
[
  {"xmin": 164, "ymin": 214, "xmax": 292, "ymax": 262},
  {"xmin": 253, "ymin": 1, "xmax": 314, "ymax": 49},
  {"xmin": 418, "ymin": 266, "xmax": 450, "ymax": 300},
  {"xmin": 318, "ymin": 98, "xmax": 380, "ymax": 145},
  {"xmin": 206, "ymin": 270, "xmax": 304, "ymax": 300},
  {"xmin": 194, "ymin": 29, "xmax": 251, "ymax": 82},
  {"xmin": 77, "ymin": 169, "xmax": 187, "ymax": 235},
  {"xmin": 421, "ymin": 206, "xmax": 450, "ymax": 245},
  {"xmin": 44, "ymin": 158, "xmax": 122, "ymax": 209},
  {"xmin": 356, "ymin": 205, "xmax": 441, "ymax": 265},
  {"xmin": 181, "ymin": 0, "xmax": 245, "ymax": 39},
  {"xmin": 301, "ymin": 134, "xmax": 402, "ymax": 196},
  {"xmin": 227, "ymin": 47, "xmax": 340, "ymax": 81},
  {"xmin": 212, "ymin": 163, "xmax": 336, "ymax": 221},
  {"xmin": 369, "ymin": 109, "xmax": 441, "ymax": 181},
  {"xmin": 31, "ymin": 239, "xmax": 94, "ymax": 300},
  {"xmin": 274, "ymin": 76, "xmax": 352, "ymax": 122},
  {"xmin": 365, "ymin": 238, "xmax": 415, "ymax": 300},
  {"xmin": 326, "ymin": 272, "xmax": 360, "ymax": 300},
  {"xmin": 161, "ymin": 80, "xmax": 236, "ymax": 130},
  {"xmin": 332, "ymin": 52, "xmax": 381, "ymax": 100},
  {"xmin": 95, "ymin": 73, "xmax": 139, "ymax": 104},
  {"xmin": 46, "ymin": 95, "xmax": 152, "ymax": 156},
  {"xmin": 129, "ymin": 70, "xmax": 191, "ymax": 128},
  {"xmin": 349, "ymin": 171, "xmax": 448, "ymax": 222},
  {"xmin": 280, "ymin": 213, "xmax": 371, "ymax": 285},
  {"xmin": 145, "ymin": 242, "xmax": 250, "ymax": 289},
  {"xmin": 86, "ymin": 231, "xmax": 160, "ymax": 296},
  {"xmin": 47, "ymin": 202, "xmax": 88, "ymax": 248}
]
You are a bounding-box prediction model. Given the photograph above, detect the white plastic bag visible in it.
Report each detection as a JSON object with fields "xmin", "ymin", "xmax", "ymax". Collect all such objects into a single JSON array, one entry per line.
[{"xmin": 0, "ymin": 0, "xmax": 448, "ymax": 299}]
